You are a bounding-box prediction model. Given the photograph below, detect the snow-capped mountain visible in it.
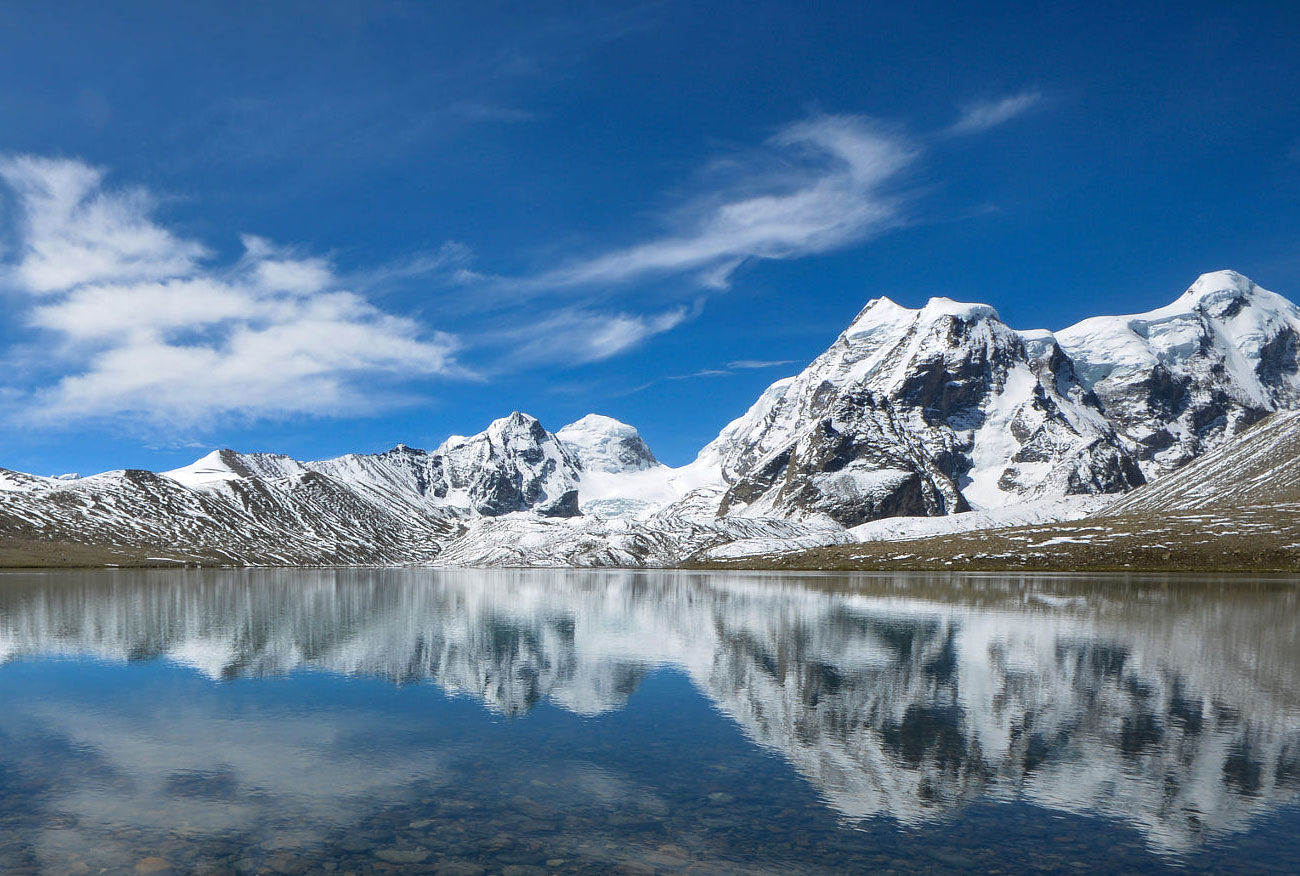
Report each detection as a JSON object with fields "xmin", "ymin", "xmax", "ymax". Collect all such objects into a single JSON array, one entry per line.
[
  {"xmin": 0, "ymin": 412, "xmax": 592, "ymax": 565},
  {"xmin": 558, "ymin": 413, "xmax": 660, "ymax": 473},
  {"xmin": 1052, "ymin": 270, "xmax": 1300, "ymax": 477},
  {"xmin": 696, "ymin": 295, "xmax": 1142, "ymax": 526},
  {"xmin": 1, "ymin": 270, "xmax": 1298, "ymax": 567},
  {"xmin": 0, "ymin": 462, "xmax": 459, "ymax": 566},
  {"xmin": 430, "ymin": 411, "xmax": 583, "ymax": 517},
  {"xmin": 165, "ymin": 410, "xmax": 584, "ymax": 520},
  {"xmin": 556, "ymin": 414, "xmax": 684, "ymax": 519}
]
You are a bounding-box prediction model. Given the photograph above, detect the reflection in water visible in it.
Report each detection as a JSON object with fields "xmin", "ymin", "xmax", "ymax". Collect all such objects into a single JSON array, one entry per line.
[{"xmin": 1, "ymin": 569, "xmax": 1299, "ymax": 874}]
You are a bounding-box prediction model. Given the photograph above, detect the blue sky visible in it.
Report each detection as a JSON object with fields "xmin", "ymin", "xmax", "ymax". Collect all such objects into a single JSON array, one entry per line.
[{"xmin": 1, "ymin": 0, "xmax": 1298, "ymax": 474}]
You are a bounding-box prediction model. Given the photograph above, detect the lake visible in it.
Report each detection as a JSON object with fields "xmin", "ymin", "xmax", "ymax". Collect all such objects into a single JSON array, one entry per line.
[{"xmin": 0, "ymin": 569, "xmax": 1298, "ymax": 875}]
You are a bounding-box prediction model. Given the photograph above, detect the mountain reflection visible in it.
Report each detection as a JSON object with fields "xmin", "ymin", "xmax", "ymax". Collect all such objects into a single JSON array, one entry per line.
[{"xmin": 1, "ymin": 569, "xmax": 1299, "ymax": 854}]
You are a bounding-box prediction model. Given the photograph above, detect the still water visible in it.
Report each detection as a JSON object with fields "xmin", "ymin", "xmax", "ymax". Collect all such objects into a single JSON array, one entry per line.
[{"xmin": 0, "ymin": 570, "xmax": 1298, "ymax": 875}]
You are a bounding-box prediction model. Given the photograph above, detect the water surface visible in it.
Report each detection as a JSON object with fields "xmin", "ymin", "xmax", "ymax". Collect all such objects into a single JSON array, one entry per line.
[{"xmin": 1, "ymin": 569, "xmax": 1298, "ymax": 875}]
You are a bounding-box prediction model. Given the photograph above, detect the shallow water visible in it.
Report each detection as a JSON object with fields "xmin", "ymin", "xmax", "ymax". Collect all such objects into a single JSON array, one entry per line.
[{"xmin": 0, "ymin": 569, "xmax": 1298, "ymax": 875}]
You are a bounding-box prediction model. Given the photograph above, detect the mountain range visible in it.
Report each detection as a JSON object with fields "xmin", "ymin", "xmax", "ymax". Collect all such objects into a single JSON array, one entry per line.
[{"xmin": 2, "ymin": 269, "xmax": 1297, "ymax": 568}]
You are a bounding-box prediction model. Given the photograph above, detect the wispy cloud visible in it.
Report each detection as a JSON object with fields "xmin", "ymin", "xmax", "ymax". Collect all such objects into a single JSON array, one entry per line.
[
  {"xmin": 0, "ymin": 157, "xmax": 460, "ymax": 427},
  {"xmin": 727, "ymin": 359, "xmax": 797, "ymax": 370},
  {"xmin": 947, "ymin": 90, "xmax": 1042, "ymax": 135},
  {"xmin": 500, "ymin": 305, "xmax": 693, "ymax": 367},
  {"xmin": 435, "ymin": 113, "xmax": 918, "ymax": 370},
  {"xmin": 621, "ymin": 356, "xmax": 798, "ymax": 395},
  {"xmin": 347, "ymin": 241, "xmax": 478, "ymax": 293},
  {"xmin": 518, "ymin": 114, "xmax": 917, "ymax": 292}
]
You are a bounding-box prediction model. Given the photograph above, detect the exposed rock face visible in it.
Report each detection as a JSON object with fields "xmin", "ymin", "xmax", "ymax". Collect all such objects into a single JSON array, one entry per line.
[
  {"xmin": 702, "ymin": 297, "xmax": 1143, "ymax": 526},
  {"xmin": 1054, "ymin": 270, "xmax": 1300, "ymax": 477}
]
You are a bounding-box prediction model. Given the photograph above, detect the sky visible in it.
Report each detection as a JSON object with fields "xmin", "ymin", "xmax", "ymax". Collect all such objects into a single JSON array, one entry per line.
[{"xmin": 1, "ymin": 0, "xmax": 1299, "ymax": 475}]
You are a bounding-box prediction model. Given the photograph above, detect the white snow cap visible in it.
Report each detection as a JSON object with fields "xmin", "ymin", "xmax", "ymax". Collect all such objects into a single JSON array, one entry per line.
[
  {"xmin": 919, "ymin": 296, "xmax": 1000, "ymax": 322},
  {"xmin": 1056, "ymin": 270, "xmax": 1300, "ymax": 395},
  {"xmin": 846, "ymin": 295, "xmax": 1000, "ymax": 339},
  {"xmin": 558, "ymin": 414, "xmax": 660, "ymax": 474},
  {"xmin": 1176, "ymin": 268, "xmax": 1254, "ymax": 306}
]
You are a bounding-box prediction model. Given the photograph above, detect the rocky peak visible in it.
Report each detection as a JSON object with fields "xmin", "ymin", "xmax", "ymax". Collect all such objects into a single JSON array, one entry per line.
[
  {"xmin": 701, "ymin": 292, "xmax": 1141, "ymax": 525},
  {"xmin": 431, "ymin": 412, "xmax": 582, "ymax": 517}
]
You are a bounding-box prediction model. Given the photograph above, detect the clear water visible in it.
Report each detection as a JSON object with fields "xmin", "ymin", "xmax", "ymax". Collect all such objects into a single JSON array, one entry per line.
[{"xmin": 0, "ymin": 569, "xmax": 1298, "ymax": 876}]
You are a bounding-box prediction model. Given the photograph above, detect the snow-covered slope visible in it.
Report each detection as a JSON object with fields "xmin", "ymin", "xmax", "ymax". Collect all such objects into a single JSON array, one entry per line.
[
  {"xmin": 0, "ymin": 465, "xmax": 459, "ymax": 565},
  {"xmin": 556, "ymin": 414, "xmax": 681, "ymax": 518},
  {"xmin": 0, "ymin": 413, "xmax": 594, "ymax": 565},
  {"xmin": 694, "ymin": 296, "xmax": 1142, "ymax": 526},
  {"xmin": 164, "ymin": 449, "xmax": 307, "ymax": 488},
  {"xmin": 1054, "ymin": 270, "xmax": 1300, "ymax": 476}
]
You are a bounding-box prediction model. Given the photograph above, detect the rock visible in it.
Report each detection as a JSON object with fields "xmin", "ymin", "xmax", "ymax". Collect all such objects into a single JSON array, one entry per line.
[
  {"xmin": 267, "ymin": 853, "xmax": 309, "ymax": 875},
  {"xmin": 615, "ymin": 862, "xmax": 656, "ymax": 876},
  {"xmin": 435, "ymin": 862, "xmax": 486, "ymax": 876},
  {"xmin": 372, "ymin": 849, "xmax": 430, "ymax": 864},
  {"xmin": 134, "ymin": 859, "xmax": 173, "ymax": 876}
]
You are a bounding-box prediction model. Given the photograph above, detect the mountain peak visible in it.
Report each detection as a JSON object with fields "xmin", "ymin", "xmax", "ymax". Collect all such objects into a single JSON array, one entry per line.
[
  {"xmin": 919, "ymin": 296, "xmax": 1000, "ymax": 323},
  {"xmin": 845, "ymin": 295, "xmax": 1001, "ymax": 341},
  {"xmin": 561, "ymin": 413, "xmax": 635, "ymax": 434},
  {"xmin": 558, "ymin": 414, "xmax": 660, "ymax": 473},
  {"xmin": 386, "ymin": 442, "xmax": 424, "ymax": 455},
  {"xmin": 1055, "ymin": 270, "xmax": 1300, "ymax": 476},
  {"xmin": 163, "ymin": 448, "xmax": 249, "ymax": 487},
  {"xmin": 1183, "ymin": 268, "xmax": 1254, "ymax": 297}
]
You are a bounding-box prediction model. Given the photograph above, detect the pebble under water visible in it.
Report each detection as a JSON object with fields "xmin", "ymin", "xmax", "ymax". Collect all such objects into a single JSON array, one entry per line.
[{"xmin": 0, "ymin": 568, "xmax": 1298, "ymax": 875}]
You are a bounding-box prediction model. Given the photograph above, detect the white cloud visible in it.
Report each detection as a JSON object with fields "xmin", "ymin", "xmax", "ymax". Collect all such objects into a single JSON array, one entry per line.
[
  {"xmin": 505, "ymin": 306, "xmax": 690, "ymax": 366},
  {"xmin": 0, "ymin": 156, "xmax": 208, "ymax": 294},
  {"xmin": 947, "ymin": 91, "xmax": 1042, "ymax": 135},
  {"xmin": 528, "ymin": 114, "xmax": 916, "ymax": 290},
  {"xmin": 0, "ymin": 157, "xmax": 459, "ymax": 426}
]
